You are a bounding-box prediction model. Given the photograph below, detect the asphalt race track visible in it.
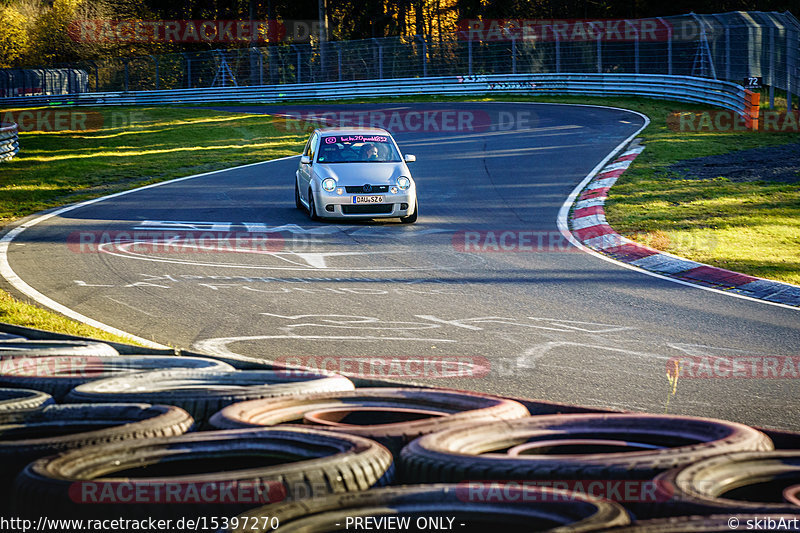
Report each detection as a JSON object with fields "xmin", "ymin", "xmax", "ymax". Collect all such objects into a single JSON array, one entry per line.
[{"xmin": 4, "ymin": 102, "xmax": 799, "ymax": 431}]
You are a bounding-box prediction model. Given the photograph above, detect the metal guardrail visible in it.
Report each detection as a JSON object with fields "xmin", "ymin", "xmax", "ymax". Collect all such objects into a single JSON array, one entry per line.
[
  {"xmin": 0, "ymin": 123, "xmax": 19, "ymax": 162},
  {"xmin": 0, "ymin": 73, "xmax": 749, "ymax": 117}
]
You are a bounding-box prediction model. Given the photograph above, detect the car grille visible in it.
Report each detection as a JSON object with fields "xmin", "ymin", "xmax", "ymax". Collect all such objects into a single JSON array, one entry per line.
[
  {"xmin": 345, "ymin": 185, "xmax": 389, "ymax": 193},
  {"xmin": 341, "ymin": 204, "xmax": 394, "ymax": 215}
]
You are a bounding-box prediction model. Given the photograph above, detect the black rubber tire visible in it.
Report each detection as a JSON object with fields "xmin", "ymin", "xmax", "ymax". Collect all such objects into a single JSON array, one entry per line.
[
  {"xmin": 209, "ymin": 388, "xmax": 529, "ymax": 454},
  {"xmin": 308, "ymin": 189, "xmax": 320, "ymax": 221},
  {"xmin": 0, "ymin": 355, "xmax": 234, "ymax": 401},
  {"xmin": 605, "ymin": 514, "xmax": 800, "ymax": 532},
  {"xmin": 401, "ymin": 413, "xmax": 773, "ymax": 484},
  {"xmin": 295, "ymin": 179, "xmax": 303, "ymax": 209},
  {"xmin": 64, "ymin": 369, "xmax": 355, "ymax": 426},
  {"xmin": 0, "ymin": 387, "xmax": 54, "ymax": 411},
  {"xmin": 13, "ymin": 426, "xmax": 394, "ymax": 522},
  {"xmin": 223, "ymin": 484, "xmax": 631, "ymax": 533},
  {"xmin": 400, "ymin": 200, "xmax": 418, "ymax": 223},
  {"xmin": 0, "ymin": 403, "xmax": 193, "ymax": 508},
  {"xmin": 647, "ymin": 451, "xmax": 800, "ymax": 518},
  {"xmin": 0, "ymin": 340, "xmax": 119, "ymax": 358}
]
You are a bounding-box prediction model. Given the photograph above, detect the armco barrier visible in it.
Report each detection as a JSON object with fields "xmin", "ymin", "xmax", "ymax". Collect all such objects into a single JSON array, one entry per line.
[
  {"xmin": 0, "ymin": 123, "xmax": 18, "ymax": 162},
  {"xmin": 0, "ymin": 73, "xmax": 749, "ymax": 119}
]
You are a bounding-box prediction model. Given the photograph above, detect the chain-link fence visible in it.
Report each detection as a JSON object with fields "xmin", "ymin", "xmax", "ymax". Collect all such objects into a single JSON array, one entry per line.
[{"xmin": 2, "ymin": 11, "xmax": 798, "ymax": 108}]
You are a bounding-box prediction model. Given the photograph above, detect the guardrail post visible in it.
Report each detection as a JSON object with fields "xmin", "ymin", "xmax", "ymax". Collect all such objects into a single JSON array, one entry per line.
[
  {"xmin": 724, "ymin": 27, "xmax": 731, "ymax": 80},
  {"xmin": 250, "ymin": 47, "xmax": 263, "ymax": 85},
  {"xmin": 657, "ymin": 17, "xmax": 672, "ymax": 76},
  {"xmin": 290, "ymin": 45, "xmax": 301, "ymax": 84},
  {"xmin": 769, "ymin": 27, "xmax": 775, "ymax": 109},
  {"xmin": 555, "ymin": 29, "xmax": 561, "ymax": 73},
  {"xmin": 468, "ymin": 39, "xmax": 473, "ymax": 76},
  {"xmin": 121, "ymin": 58, "xmax": 129, "ymax": 92},
  {"xmin": 88, "ymin": 61, "xmax": 99, "ymax": 92},
  {"xmin": 336, "ymin": 43, "xmax": 342, "ymax": 82},
  {"xmin": 416, "ymin": 35, "xmax": 427, "ymax": 78},
  {"xmin": 149, "ymin": 55, "xmax": 160, "ymax": 90},
  {"xmin": 596, "ymin": 33, "xmax": 602, "ymax": 73},
  {"xmin": 511, "ymin": 37, "xmax": 517, "ymax": 74},
  {"xmin": 787, "ymin": 30, "xmax": 793, "ymax": 110},
  {"xmin": 182, "ymin": 54, "xmax": 192, "ymax": 89},
  {"xmin": 371, "ymin": 39, "xmax": 383, "ymax": 79},
  {"xmin": 628, "ymin": 21, "xmax": 640, "ymax": 74}
]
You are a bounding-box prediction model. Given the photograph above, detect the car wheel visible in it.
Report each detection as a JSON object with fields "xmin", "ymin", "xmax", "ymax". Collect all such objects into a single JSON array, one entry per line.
[
  {"xmin": 400, "ymin": 200, "xmax": 417, "ymax": 224},
  {"xmin": 294, "ymin": 179, "xmax": 302, "ymax": 210},
  {"xmin": 308, "ymin": 189, "xmax": 320, "ymax": 221}
]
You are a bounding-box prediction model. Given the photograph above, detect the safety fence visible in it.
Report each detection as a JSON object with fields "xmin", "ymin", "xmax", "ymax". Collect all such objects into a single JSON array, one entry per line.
[
  {"xmin": 0, "ymin": 123, "xmax": 19, "ymax": 162},
  {"xmin": 1, "ymin": 11, "xmax": 797, "ymax": 109}
]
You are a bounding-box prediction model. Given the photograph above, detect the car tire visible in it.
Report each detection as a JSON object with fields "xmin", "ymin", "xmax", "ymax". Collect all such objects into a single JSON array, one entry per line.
[
  {"xmin": 13, "ymin": 427, "xmax": 394, "ymax": 521},
  {"xmin": 0, "ymin": 340, "xmax": 119, "ymax": 358},
  {"xmin": 400, "ymin": 200, "xmax": 417, "ymax": 224},
  {"xmin": 209, "ymin": 388, "xmax": 530, "ymax": 454},
  {"xmin": 308, "ymin": 189, "xmax": 320, "ymax": 221},
  {"xmin": 0, "ymin": 388, "xmax": 54, "ymax": 411},
  {"xmin": 647, "ymin": 451, "xmax": 800, "ymax": 518},
  {"xmin": 64, "ymin": 369, "xmax": 355, "ymax": 427},
  {"xmin": 0, "ymin": 403, "xmax": 194, "ymax": 509},
  {"xmin": 295, "ymin": 178, "xmax": 303, "ymax": 209},
  {"xmin": 0, "ymin": 355, "xmax": 234, "ymax": 401},
  {"xmin": 221, "ymin": 484, "xmax": 631, "ymax": 533},
  {"xmin": 401, "ymin": 413, "xmax": 773, "ymax": 485}
]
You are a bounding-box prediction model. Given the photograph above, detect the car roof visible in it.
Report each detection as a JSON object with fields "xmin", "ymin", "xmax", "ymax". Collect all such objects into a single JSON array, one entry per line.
[{"xmin": 317, "ymin": 127, "xmax": 392, "ymax": 136}]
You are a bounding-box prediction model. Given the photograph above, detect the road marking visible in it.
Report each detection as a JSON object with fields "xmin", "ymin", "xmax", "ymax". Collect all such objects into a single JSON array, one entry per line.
[{"xmin": 0, "ymin": 154, "xmax": 301, "ymax": 348}]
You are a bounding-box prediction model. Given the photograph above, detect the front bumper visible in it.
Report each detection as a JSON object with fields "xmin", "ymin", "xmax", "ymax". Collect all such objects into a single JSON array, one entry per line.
[{"xmin": 316, "ymin": 189, "xmax": 416, "ymax": 218}]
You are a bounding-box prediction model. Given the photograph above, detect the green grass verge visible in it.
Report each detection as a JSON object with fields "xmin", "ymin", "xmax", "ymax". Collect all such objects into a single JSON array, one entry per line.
[{"xmin": 1, "ymin": 95, "xmax": 797, "ymax": 343}]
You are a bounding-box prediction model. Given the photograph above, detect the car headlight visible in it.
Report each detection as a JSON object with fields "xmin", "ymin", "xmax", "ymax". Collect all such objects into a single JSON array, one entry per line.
[
  {"xmin": 397, "ymin": 177, "xmax": 411, "ymax": 190},
  {"xmin": 321, "ymin": 178, "xmax": 336, "ymax": 192}
]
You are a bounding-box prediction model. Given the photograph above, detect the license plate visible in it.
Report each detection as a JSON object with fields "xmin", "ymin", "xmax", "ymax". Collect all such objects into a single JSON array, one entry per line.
[{"xmin": 353, "ymin": 195, "xmax": 384, "ymax": 204}]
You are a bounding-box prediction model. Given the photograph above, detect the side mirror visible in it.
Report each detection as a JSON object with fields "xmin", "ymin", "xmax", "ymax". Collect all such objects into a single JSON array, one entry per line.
[
  {"xmin": 404, "ymin": 154, "xmax": 416, "ymax": 163},
  {"xmin": 300, "ymin": 155, "xmax": 311, "ymax": 165}
]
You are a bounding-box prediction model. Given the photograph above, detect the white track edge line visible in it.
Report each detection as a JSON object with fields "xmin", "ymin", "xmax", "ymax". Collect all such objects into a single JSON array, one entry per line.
[
  {"xmin": 555, "ymin": 109, "xmax": 799, "ymax": 312},
  {"xmin": 0, "ymin": 154, "xmax": 302, "ymax": 348}
]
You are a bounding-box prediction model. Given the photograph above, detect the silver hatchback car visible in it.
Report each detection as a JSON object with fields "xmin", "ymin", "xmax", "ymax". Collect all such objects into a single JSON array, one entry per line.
[{"xmin": 295, "ymin": 127, "xmax": 418, "ymax": 223}]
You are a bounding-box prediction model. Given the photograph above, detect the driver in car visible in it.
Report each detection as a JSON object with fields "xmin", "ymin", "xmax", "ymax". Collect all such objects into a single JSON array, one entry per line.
[{"xmin": 361, "ymin": 143, "xmax": 379, "ymax": 161}]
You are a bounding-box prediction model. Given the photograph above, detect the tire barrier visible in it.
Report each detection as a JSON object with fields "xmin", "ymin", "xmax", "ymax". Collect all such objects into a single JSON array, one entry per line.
[
  {"xmin": 12, "ymin": 427, "xmax": 394, "ymax": 522},
  {"xmin": 64, "ymin": 369, "xmax": 356, "ymax": 425},
  {"xmin": 209, "ymin": 388, "xmax": 530, "ymax": 454},
  {"xmin": 0, "ymin": 355, "xmax": 235, "ymax": 400},
  {"xmin": 0, "ymin": 403, "xmax": 193, "ymax": 510},
  {"xmin": 221, "ymin": 484, "xmax": 631, "ymax": 533},
  {"xmin": 649, "ymin": 451, "xmax": 800, "ymax": 517},
  {"xmin": 400, "ymin": 414, "xmax": 774, "ymax": 483},
  {"xmin": 0, "ymin": 340, "xmax": 120, "ymax": 358},
  {"xmin": 786, "ymin": 485, "xmax": 800, "ymax": 506},
  {"xmin": 0, "ymin": 325, "xmax": 798, "ymax": 528},
  {"xmin": 0, "ymin": 387, "xmax": 54, "ymax": 411},
  {"xmin": 0, "ymin": 122, "xmax": 18, "ymax": 162}
]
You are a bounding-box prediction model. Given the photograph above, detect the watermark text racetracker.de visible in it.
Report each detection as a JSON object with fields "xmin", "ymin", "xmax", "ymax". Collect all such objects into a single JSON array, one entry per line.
[
  {"xmin": 0, "ymin": 110, "xmax": 144, "ymax": 133},
  {"xmin": 668, "ymin": 110, "xmax": 800, "ymax": 133},
  {"xmin": 274, "ymin": 108, "xmax": 539, "ymax": 133},
  {"xmin": 667, "ymin": 356, "xmax": 800, "ymax": 379},
  {"xmin": 274, "ymin": 355, "xmax": 490, "ymax": 380},
  {"xmin": 67, "ymin": 230, "xmax": 284, "ymax": 254}
]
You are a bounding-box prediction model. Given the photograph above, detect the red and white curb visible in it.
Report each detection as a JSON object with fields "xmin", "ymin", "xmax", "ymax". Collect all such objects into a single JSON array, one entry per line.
[{"xmin": 568, "ymin": 141, "xmax": 800, "ymax": 308}]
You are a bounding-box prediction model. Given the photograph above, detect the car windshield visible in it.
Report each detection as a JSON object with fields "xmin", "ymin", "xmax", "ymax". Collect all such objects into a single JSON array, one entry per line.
[{"xmin": 317, "ymin": 135, "xmax": 401, "ymax": 163}]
